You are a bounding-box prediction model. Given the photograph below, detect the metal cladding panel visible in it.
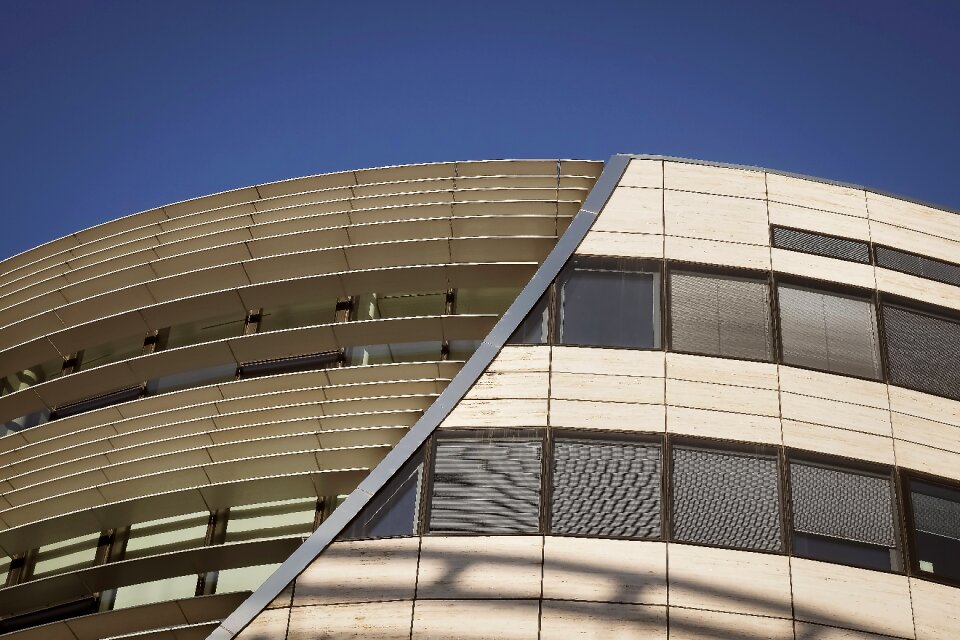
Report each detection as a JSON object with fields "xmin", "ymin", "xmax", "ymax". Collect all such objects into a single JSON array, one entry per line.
[
  {"xmin": 671, "ymin": 447, "xmax": 782, "ymax": 551},
  {"xmin": 670, "ymin": 271, "xmax": 773, "ymax": 361},
  {"xmin": 429, "ymin": 437, "xmax": 542, "ymax": 534},
  {"xmin": 876, "ymin": 245, "xmax": 960, "ymax": 287},
  {"xmin": 773, "ymin": 227, "xmax": 871, "ymax": 263},
  {"xmin": 778, "ymin": 285, "xmax": 882, "ymax": 379},
  {"xmin": 883, "ymin": 305, "xmax": 960, "ymax": 401},
  {"xmin": 551, "ymin": 439, "xmax": 661, "ymax": 538},
  {"xmin": 790, "ymin": 463, "xmax": 896, "ymax": 548}
]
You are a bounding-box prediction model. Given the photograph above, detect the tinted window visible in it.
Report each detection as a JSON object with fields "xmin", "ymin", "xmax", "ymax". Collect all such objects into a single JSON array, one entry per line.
[{"xmin": 909, "ymin": 479, "xmax": 960, "ymax": 582}]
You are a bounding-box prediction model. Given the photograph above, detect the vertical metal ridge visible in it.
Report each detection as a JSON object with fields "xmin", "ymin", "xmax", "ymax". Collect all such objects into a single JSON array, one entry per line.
[{"xmin": 208, "ymin": 154, "xmax": 631, "ymax": 639}]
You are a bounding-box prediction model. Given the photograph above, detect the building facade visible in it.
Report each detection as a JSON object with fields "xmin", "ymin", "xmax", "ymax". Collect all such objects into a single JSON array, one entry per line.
[{"xmin": 2, "ymin": 156, "xmax": 960, "ymax": 639}]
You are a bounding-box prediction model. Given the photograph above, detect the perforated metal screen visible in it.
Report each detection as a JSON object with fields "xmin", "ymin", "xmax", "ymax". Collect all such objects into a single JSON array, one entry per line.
[
  {"xmin": 429, "ymin": 435, "xmax": 542, "ymax": 533},
  {"xmin": 772, "ymin": 227, "xmax": 871, "ymax": 263},
  {"xmin": 883, "ymin": 305, "xmax": 960, "ymax": 401},
  {"xmin": 671, "ymin": 448, "xmax": 782, "ymax": 551},
  {"xmin": 670, "ymin": 271, "xmax": 773, "ymax": 361},
  {"xmin": 876, "ymin": 246, "xmax": 960, "ymax": 288},
  {"xmin": 778, "ymin": 284, "xmax": 882, "ymax": 379},
  {"xmin": 551, "ymin": 439, "xmax": 661, "ymax": 538},
  {"xmin": 790, "ymin": 463, "xmax": 896, "ymax": 548},
  {"xmin": 912, "ymin": 491, "xmax": 960, "ymax": 542}
]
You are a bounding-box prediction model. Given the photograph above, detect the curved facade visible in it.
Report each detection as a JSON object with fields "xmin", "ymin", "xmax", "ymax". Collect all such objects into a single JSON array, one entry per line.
[{"xmin": 2, "ymin": 156, "xmax": 960, "ymax": 639}]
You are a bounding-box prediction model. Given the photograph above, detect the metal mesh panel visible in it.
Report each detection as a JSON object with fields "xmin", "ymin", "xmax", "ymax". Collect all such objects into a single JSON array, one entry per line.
[
  {"xmin": 790, "ymin": 463, "xmax": 896, "ymax": 547},
  {"xmin": 551, "ymin": 439, "xmax": 661, "ymax": 538},
  {"xmin": 876, "ymin": 246, "xmax": 960, "ymax": 288},
  {"xmin": 883, "ymin": 305, "xmax": 960, "ymax": 401},
  {"xmin": 778, "ymin": 285, "xmax": 881, "ymax": 379},
  {"xmin": 429, "ymin": 436, "xmax": 541, "ymax": 533},
  {"xmin": 670, "ymin": 271, "xmax": 773, "ymax": 360},
  {"xmin": 912, "ymin": 491, "xmax": 960, "ymax": 542},
  {"xmin": 671, "ymin": 448, "xmax": 782, "ymax": 551},
  {"xmin": 773, "ymin": 227, "xmax": 871, "ymax": 263}
]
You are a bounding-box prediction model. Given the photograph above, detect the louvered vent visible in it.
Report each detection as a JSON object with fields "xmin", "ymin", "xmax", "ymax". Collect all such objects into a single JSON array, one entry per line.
[
  {"xmin": 790, "ymin": 463, "xmax": 896, "ymax": 547},
  {"xmin": 772, "ymin": 226, "xmax": 871, "ymax": 263},
  {"xmin": 551, "ymin": 439, "xmax": 661, "ymax": 538},
  {"xmin": 876, "ymin": 246, "xmax": 960, "ymax": 288},
  {"xmin": 670, "ymin": 271, "xmax": 773, "ymax": 360},
  {"xmin": 883, "ymin": 305, "xmax": 960, "ymax": 401},
  {"xmin": 671, "ymin": 448, "xmax": 782, "ymax": 551},
  {"xmin": 429, "ymin": 435, "xmax": 542, "ymax": 533},
  {"xmin": 778, "ymin": 284, "xmax": 881, "ymax": 379},
  {"xmin": 912, "ymin": 491, "xmax": 960, "ymax": 542}
]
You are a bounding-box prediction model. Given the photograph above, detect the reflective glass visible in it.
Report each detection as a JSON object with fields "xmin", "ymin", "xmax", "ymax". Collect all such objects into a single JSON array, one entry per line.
[
  {"xmin": 215, "ymin": 563, "xmax": 281, "ymax": 594},
  {"xmin": 455, "ymin": 287, "xmax": 519, "ymax": 315},
  {"xmin": 910, "ymin": 480, "xmax": 960, "ymax": 582},
  {"xmin": 259, "ymin": 300, "xmax": 337, "ymax": 332},
  {"xmin": 507, "ymin": 292, "xmax": 549, "ymax": 344},
  {"xmin": 123, "ymin": 512, "xmax": 209, "ymax": 560},
  {"xmin": 112, "ymin": 575, "xmax": 197, "ymax": 609},
  {"xmin": 224, "ymin": 498, "xmax": 317, "ymax": 544},
  {"xmin": 146, "ymin": 363, "xmax": 237, "ymax": 395},
  {"xmin": 1, "ymin": 359, "xmax": 62, "ymax": 397},
  {"xmin": 340, "ymin": 451, "xmax": 423, "ymax": 540},
  {"xmin": 1, "ymin": 409, "xmax": 50, "ymax": 438},
  {"xmin": 158, "ymin": 314, "xmax": 245, "ymax": 351},
  {"xmin": 31, "ymin": 532, "xmax": 101, "ymax": 579},
  {"xmin": 345, "ymin": 342, "xmax": 442, "ymax": 366},
  {"xmin": 353, "ymin": 292, "xmax": 446, "ymax": 320},
  {"xmin": 447, "ymin": 340, "xmax": 482, "ymax": 361},
  {"xmin": 76, "ymin": 334, "xmax": 145, "ymax": 371}
]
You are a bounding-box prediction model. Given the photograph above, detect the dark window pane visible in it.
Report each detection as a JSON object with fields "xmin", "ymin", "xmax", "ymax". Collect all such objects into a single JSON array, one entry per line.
[
  {"xmin": 910, "ymin": 480, "xmax": 960, "ymax": 582},
  {"xmin": 772, "ymin": 227, "xmax": 871, "ymax": 263},
  {"xmin": 778, "ymin": 284, "xmax": 881, "ymax": 379},
  {"xmin": 353, "ymin": 292, "xmax": 447, "ymax": 320},
  {"xmin": 259, "ymin": 300, "xmax": 337, "ymax": 332},
  {"xmin": 340, "ymin": 451, "xmax": 424, "ymax": 540},
  {"xmin": 159, "ymin": 314, "xmax": 245, "ymax": 351},
  {"xmin": 876, "ymin": 246, "xmax": 960, "ymax": 288},
  {"xmin": 551, "ymin": 438, "xmax": 661, "ymax": 538},
  {"xmin": 1, "ymin": 359, "xmax": 63, "ymax": 397},
  {"xmin": 792, "ymin": 533, "xmax": 893, "ymax": 572},
  {"xmin": 671, "ymin": 447, "xmax": 782, "ymax": 551},
  {"xmin": 559, "ymin": 258, "xmax": 660, "ymax": 348},
  {"xmin": 429, "ymin": 432, "xmax": 541, "ymax": 534},
  {"xmin": 883, "ymin": 305, "xmax": 960, "ymax": 401},
  {"xmin": 670, "ymin": 271, "xmax": 772, "ymax": 360},
  {"xmin": 507, "ymin": 292, "xmax": 549, "ymax": 345},
  {"xmin": 146, "ymin": 364, "xmax": 237, "ymax": 395}
]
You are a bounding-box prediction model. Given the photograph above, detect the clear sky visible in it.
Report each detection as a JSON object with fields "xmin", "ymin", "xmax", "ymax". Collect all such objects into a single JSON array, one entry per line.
[{"xmin": 2, "ymin": 0, "xmax": 958, "ymax": 261}]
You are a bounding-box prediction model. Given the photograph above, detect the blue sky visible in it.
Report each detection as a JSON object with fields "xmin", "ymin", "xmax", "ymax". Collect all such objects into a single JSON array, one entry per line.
[{"xmin": 1, "ymin": 1, "xmax": 958, "ymax": 260}]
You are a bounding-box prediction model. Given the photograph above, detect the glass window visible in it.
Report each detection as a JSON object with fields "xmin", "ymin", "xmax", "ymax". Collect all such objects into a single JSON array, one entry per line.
[
  {"xmin": 146, "ymin": 363, "xmax": 237, "ymax": 395},
  {"xmin": 340, "ymin": 451, "xmax": 423, "ymax": 540},
  {"xmin": 123, "ymin": 512, "xmax": 209, "ymax": 560},
  {"xmin": 76, "ymin": 334, "xmax": 145, "ymax": 371},
  {"xmin": 507, "ymin": 292, "xmax": 549, "ymax": 345},
  {"xmin": 558, "ymin": 257, "xmax": 660, "ymax": 348},
  {"xmin": 883, "ymin": 305, "xmax": 960, "ymax": 401},
  {"xmin": 455, "ymin": 287, "xmax": 520, "ymax": 315},
  {"xmin": 158, "ymin": 313, "xmax": 245, "ymax": 351},
  {"xmin": 447, "ymin": 340, "xmax": 481, "ymax": 362},
  {"xmin": 876, "ymin": 246, "xmax": 960, "ymax": 288},
  {"xmin": 352, "ymin": 292, "xmax": 447, "ymax": 320},
  {"xmin": 1, "ymin": 359, "xmax": 62, "ymax": 397},
  {"xmin": 2, "ymin": 409, "xmax": 50, "ymax": 438},
  {"xmin": 551, "ymin": 437, "xmax": 661, "ymax": 538},
  {"xmin": 670, "ymin": 270, "xmax": 773, "ymax": 361},
  {"xmin": 345, "ymin": 342, "xmax": 442, "ymax": 366},
  {"xmin": 429, "ymin": 431, "xmax": 542, "ymax": 534},
  {"xmin": 215, "ymin": 563, "xmax": 281, "ymax": 594},
  {"xmin": 259, "ymin": 300, "xmax": 337, "ymax": 333},
  {"xmin": 224, "ymin": 498, "xmax": 317, "ymax": 544},
  {"xmin": 1, "ymin": 555, "xmax": 10, "ymax": 586},
  {"xmin": 909, "ymin": 479, "xmax": 960, "ymax": 583},
  {"xmin": 112, "ymin": 575, "xmax": 198, "ymax": 609},
  {"xmin": 31, "ymin": 532, "xmax": 101, "ymax": 579},
  {"xmin": 772, "ymin": 226, "xmax": 871, "ymax": 263},
  {"xmin": 790, "ymin": 461, "xmax": 899, "ymax": 571},
  {"xmin": 672, "ymin": 447, "xmax": 782, "ymax": 552},
  {"xmin": 777, "ymin": 284, "xmax": 881, "ymax": 379}
]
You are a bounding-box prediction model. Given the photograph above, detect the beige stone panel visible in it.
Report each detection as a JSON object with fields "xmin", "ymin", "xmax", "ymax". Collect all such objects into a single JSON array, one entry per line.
[
  {"xmin": 412, "ymin": 599, "xmax": 539, "ymax": 640},
  {"xmin": 550, "ymin": 372, "xmax": 664, "ymax": 404},
  {"xmin": 893, "ymin": 439, "xmax": 960, "ymax": 482},
  {"xmin": 666, "ymin": 353, "xmax": 778, "ymax": 389},
  {"xmin": 867, "ymin": 191, "xmax": 960, "ymax": 240},
  {"xmin": 486, "ymin": 346, "xmax": 550, "ymax": 372},
  {"xmin": 550, "ymin": 346, "xmax": 665, "ymax": 378},
  {"xmin": 592, "ymin": 187, "xmax": 663, "ymax": 235},
  {"xmin": 780, "ymin": 392, "xmax": 893, "ymax": 437},
  {"xmin": 665, "ymin": 190, "xmax": 769, "ymax": 245},
  {"xmin": 769, "ymin": 201, "xmax": 872, "ymax": 240},
  {"xmin": 782, "ymin": 420, "xmax": 895, "ymax": 465},
  {"xmin": 236, "ymin": 606, "xmax": 290, "ymax": 639},
  {"xmin": 293, "ymin": 538, "xmax": 419, "ymax": 606},
  {"xmin": 540, "ymin": 601, "xmax": 666, "ymax": 639},
  {"xmin": 443, "ymin": 398, "xmax": 548, "ymax": 427},
  {"xmin": 664, "ymin": 235, "xmax": 772, "ymax": 270},
  {"xmin": 791, "ymin": 558, "xmax": 914, "ymax": 638},
  {"xmin": 542, "ymin": 537, "xmax": 666, "ymax": 605},
  {"xmin": 779, "ymin": 366, "xmax": 890, "ymax": 409},
  {"xmin": 772, "ymin": 248, "xmax": 877, "ymax": 289},
  {"xmin": 618, "ymin": 159, "xmax": 662, "ymax": 188},
  {"xmin": 890, "ymin": 412, "xmax": 960, "ymax": 453},
  {"xmin": 794, "ymin": 622, "xmax": 903, "ymax": 640},
  {"xmin": 767, "ymin": 173, "xmax": 867, "ymax": 217},
  {"xmin": 887, "ymin": 386, "xmax": 960, "ymax": 427},
  {"xmin": 667, "ymin": 406, "xmax": 783, "ymax": 445},
  {"xmin": 666, "ymin": 378, "xmax": 780, "ymax": 416},
  {"xmin": 909, "ymin": 577, "xmax": 960, "ymax": 640},
  {"xmin": 417, "ymin": 536, "xmax": 542, "ymax": 600},
  {"xmin": 667, "ymin": 544, "xmax": 793, "ymax": 618},
  {"xmin": 576, "ymin": 230, "xmax": 664, "ymax": 259},
  {"xmin": 868, "ymin": 220, "xmax": 960, "ymax": 265},
  {"xmin": 875, "ymin": 268, "xmax": 960, "ymax": 313},
  {"xmin": 286, "ymin": 601, "xmax": 414, "ymax": 640},
  {"xmin": 463, "ymin": 371, "xmax": 549, "ymax": 400},
  {"xmin": 670, "ymin": 608, "xmax": 794, "ymax": 640},
  {"xmin": 550, "ymin": 399, "xmax": 665, "ymax": 432},
  {"xmin": 664, "ymin": 161, "xmax": 766, "ymax": 199}
]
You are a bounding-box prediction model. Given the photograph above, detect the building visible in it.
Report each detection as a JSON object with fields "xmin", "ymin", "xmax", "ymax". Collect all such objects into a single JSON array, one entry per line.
[{"xmin": 1, "ymin": 155, "xmax": 959, "ymax": 639}]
